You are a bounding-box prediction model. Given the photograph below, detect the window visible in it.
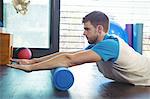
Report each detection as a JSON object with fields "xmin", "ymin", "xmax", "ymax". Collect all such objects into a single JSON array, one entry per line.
[{"xmin": 3, "ymin": 0, "xmax": 60, "ymax": 57}]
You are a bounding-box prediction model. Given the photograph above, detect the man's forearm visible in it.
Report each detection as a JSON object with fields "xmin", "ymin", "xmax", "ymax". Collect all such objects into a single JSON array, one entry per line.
[
  {"xmin": 30, "ymin": 53, "xmax": 72, "ymax": 71},
  {"xmin": 31, "ymin": 52, "xmax": 66, "ymax": 63},
  {"xmin": 33, "ymin": 51, "xmax": 79, "ymax": 63}
]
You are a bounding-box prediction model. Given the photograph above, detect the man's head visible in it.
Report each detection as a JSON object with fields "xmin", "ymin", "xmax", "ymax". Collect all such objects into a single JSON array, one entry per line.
[
  {"xmin": 82, "ymin": 11, "xmax": 109, "ymax": 44},
  {"xmin": 82, "ymin": 11, "xmax": 109, "ymax": 33}
]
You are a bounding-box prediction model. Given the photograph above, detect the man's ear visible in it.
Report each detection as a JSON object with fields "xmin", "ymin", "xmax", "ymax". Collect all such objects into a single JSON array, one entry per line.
[{"xmin": 97, "ymin": 25, "xmax": 104, "ymax": 33}]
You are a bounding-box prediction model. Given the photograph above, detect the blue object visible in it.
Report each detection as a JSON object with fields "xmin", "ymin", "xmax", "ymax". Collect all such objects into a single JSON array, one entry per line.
[
  {"xmin": 91, "ymin": 34, "xmax": 119, "ymax": 62},
  {"xmin": 133, "ymin": 23, "xmax": 143, "ymax": 54},
  {"xmin": 109, "ymin": 21, "xmax": 128, "ymax": 43},
  {"xmin": 51, "ymin": 67, "xmax": 74, "ymax": 91},
  {"xmin": 0, "ymin": 20, "xmax": 3, "ymax": 27}
]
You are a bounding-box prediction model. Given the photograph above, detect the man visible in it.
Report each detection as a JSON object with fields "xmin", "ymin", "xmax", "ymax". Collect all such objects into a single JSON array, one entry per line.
[{"xmin": 8, "ymin": 11, "xmax": 150, "ymax": 86}]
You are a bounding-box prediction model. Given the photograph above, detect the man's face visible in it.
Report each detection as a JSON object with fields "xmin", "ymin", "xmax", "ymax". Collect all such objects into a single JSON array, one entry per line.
[{"xmin": 83, "ymin": 21, "xmax": 99, "ymax": 44}]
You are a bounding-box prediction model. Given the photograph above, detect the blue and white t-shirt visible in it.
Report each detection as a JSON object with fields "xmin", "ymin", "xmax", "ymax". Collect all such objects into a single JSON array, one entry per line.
[
  {"xmin": 85, "ymin": 34, "xmax": 119, "ymax": 62},
  {"xmin": 93, "ymin": 34, "xmax": 150, "ymax": 86}
]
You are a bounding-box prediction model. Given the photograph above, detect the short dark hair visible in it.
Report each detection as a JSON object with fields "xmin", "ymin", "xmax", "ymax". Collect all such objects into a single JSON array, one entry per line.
[{"xmin": 82, "ymin": 11, "xmax": 109, "ymax": 33}]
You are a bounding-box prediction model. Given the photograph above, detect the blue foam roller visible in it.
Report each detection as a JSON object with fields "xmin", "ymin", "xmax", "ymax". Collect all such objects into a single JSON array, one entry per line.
[{"xmin": 51, "ymin": 67, "xmax": 74, "ymax": 91}]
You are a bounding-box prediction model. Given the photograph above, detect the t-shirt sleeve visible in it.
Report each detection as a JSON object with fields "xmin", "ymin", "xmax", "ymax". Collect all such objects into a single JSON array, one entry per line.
[{"xmin": 91, "ymin": 39, "xmax": 119, "ymax": 62}]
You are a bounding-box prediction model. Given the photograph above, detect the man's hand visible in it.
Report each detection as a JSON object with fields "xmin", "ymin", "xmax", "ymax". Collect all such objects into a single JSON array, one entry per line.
[
  {"xmin": 7, "ymin": 63, "xmax": 32, "ymax": 72},
  {"xmin": 11, "ymin": 59, "xmax": 35, "ymax": 65}
]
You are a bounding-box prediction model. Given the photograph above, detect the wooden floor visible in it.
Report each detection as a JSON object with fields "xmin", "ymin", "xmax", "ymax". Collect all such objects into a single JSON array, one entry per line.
[{"xmin": 0, "ymin": 63, "xmax": 150, "ymax": 99}]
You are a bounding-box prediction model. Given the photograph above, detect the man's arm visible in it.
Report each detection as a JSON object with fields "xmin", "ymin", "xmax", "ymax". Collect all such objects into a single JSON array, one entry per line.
[
  {"xmin": 33, "ymin": 51, "xmax": 81, "ymax": 63},
  {"xmin": 12, "ymin": 51, "xmax": 80, "ymax": 65},
  {"xmin": 8, "ymin": 50, "xmax": 101, "ymax": 72}
]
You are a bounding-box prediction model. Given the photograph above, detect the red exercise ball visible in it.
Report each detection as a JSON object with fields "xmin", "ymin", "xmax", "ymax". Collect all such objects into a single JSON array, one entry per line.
[{"xmin": 17, "ymin": 48, "xmax": 32, "ymax": 59}]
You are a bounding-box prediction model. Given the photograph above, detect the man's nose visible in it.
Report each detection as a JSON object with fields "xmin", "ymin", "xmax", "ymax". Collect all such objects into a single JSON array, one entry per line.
[{"xmin": 83, "ymin": 31, "xmax": 86, "ymax": 36}]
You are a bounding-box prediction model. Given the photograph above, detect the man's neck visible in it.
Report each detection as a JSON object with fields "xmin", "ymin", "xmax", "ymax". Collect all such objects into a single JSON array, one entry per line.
[{"xmin": 96, "ymin": 32, "xmax": 107, "ymax": 43}]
